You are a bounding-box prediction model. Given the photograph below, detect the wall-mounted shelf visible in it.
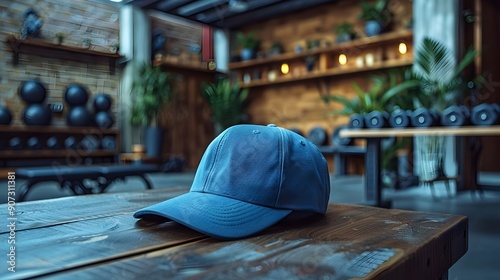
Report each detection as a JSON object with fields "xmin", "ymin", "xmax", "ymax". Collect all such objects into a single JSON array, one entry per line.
[
  {"xmin": 0, "ymin": 125, "xmax": 120, "ymax": 161},
  {"xmin": 239, "ymin": 59, "xmax": 413, "ymax": 88},
  {"xmin": 229, "ymin": 30, "xmax": 413, "ymax": 70},
  {"xmin": 152, "ymin": 60, "xmax": 222, "ymax": 76},
  {"xmin": 229, "ymin": 30, "xmax": 413, "ymax": 89},
  {"xmin": 6, "ymin": 35, "xmax": 123, "ymax": 74}
]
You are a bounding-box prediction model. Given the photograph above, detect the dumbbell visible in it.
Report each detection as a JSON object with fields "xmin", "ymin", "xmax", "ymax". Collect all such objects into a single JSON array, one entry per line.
[
  {"xmin": 80, "ymin": 135, "xmax": 99, "ymax": 152},
  {"xmin": 46, "ymin": 136, "xmax": 60, "ymax": 150},
  {"xmin": 470, "ymin": 103, "xmax": 499, "ymax": 126},
  {"xmin": 389, "ymin": 109, "xmax": 412, "ymax": 128},
  {"xmin": 349, "ymin": 113, "xmax": 365, "ymax": 129},
  {"xmin": 411, "ymin": 108, "xmax": 440, "ymax": 127},
  {"xmin": 441, "ymin": 105, "xmax": 470, "ymax": 127},
  {"xmin": 101, "ymin": 136, "xmax": 116, "ymax": 151},
  {"xmin": 332, "ymin": 125, "xmax": 352, "ymax": 146},
  {"xmin": 27, "ymin": 136, "xmax": 41, "ymax": 150},
  {"xmin": 307, "ymin": 127, "xmax": 328, "ymax": 146},
  {"xmin": 65, "ymin": 136, "xmax": 78, "ymax": 149},
  {"xmin": 365, "ymin": 111, "xmax": 389, "ymax": 129},
  {"xmin": 9, "ymin": 137, "xmax": 23, "ymax": 150}
]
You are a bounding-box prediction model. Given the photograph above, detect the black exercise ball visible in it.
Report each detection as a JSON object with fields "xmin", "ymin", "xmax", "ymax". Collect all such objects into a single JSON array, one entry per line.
[
  {"xmin": 19, "ymin": 79, "xmax": 47, "ymax": 104},
  {"xmin": 0, "ymin": 106, "xmax": 13, "ymax": 125},
  {"xmin": 93, "ymin": 93, "xmax": 112, "ymax": 112},
  {"xmin": 64, "ymin": 84, "xmax": 89, "ymax": 106},
  {"xmin": 9, "ymin": 137, "xmax": 22, "ymax": 150},
  {"xmin": 27, "ymin": 136, "xmax": 41, "ymax": 150},
  {"xmin": 64, "ymin": 136, "xmax": 77, "ymax": 149},
  {"xmin": 95, "ymin": 111, "xmax": 114, "ymax": 128},
  {"xmin": 23, "ymin": 104, "xmax": 52, "ymax": 126},
  {"xmin": 66, "ymin": 106, "xmax": 92, "ymax": 126},
  {"xmin": 46, "ymin": 136, "xmax": 60, "ymax": 150}
]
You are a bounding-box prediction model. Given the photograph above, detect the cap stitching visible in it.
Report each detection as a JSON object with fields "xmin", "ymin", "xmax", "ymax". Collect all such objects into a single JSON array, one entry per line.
[
  {"xmin": 203, "ymin": 130, "xmax": 229, "ymax": 191},
  {"xmin": 274, "ymin": 127, "xmax": 285, "ymax": 208}
]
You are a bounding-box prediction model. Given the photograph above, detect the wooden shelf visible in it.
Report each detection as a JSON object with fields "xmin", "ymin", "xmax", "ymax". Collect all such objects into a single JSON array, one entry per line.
[
  {"xmin": 6, "ymin": 35, "xmax": 123, "ymax": 74},
  {"xmin": 153, "ymin": 60, "xmax": 222, "ymax": 75},
  {"xmin": 229, "ymin": 30, "xmax": 413, "ymax": 70},
  {"xmin": 239, "ymin": 59, "xmax": 413, "ymax": 88},
  {"xmin": 0, "ymin": 125, "xmax": 118, "ymax": 135},
  {"xmin": 0, "ymin": 150, "xmax": 117, "ymax": 159}
]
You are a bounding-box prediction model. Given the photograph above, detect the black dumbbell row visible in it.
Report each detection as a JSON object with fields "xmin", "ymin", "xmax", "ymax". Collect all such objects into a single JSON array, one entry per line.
[
  {"xmin": 349, "ymin": 103, "xmax": 500, "ymax": 129},
  {"xmin": 1, "ymin": 136, "xmax": 116, "ymax": 151}
]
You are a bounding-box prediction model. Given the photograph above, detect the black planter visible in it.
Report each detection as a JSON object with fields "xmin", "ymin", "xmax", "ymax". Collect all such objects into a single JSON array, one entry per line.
[{"xmin": 145, "ymin": 126, "xmax": 164, "ymax": 158}]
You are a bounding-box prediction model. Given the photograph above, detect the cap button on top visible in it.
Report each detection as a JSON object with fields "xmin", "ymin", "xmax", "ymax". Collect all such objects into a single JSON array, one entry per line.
[{"xmin": 267, "ymin": 124, "xmax": 277, "ymax": 127}]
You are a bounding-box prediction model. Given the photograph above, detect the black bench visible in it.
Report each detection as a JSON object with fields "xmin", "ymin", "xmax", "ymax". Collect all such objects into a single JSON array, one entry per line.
[
  {"xmin": 16, "ymin": 164, "xmax": 159, "ymax": 201},
  {"xmin": 308, "ymin": 125, "xmax": 367, "ymax": 176}
]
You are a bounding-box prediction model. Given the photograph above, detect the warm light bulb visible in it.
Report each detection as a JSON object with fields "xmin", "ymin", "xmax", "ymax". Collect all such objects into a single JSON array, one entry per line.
[
  {"xmin": 398, "ymin": 42, "xmax": 407, "ymax": 54},
  {"xmin": 281, "ymin": 63, "xmax": 290, "ymax": 74},
  {"xmin": 339, "ymin": 54, "xmax": 347, "ymax": 65}
]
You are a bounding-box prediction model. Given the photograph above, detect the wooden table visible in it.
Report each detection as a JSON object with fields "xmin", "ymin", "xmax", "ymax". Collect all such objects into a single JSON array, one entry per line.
[
  {"xmin": 340, "ymin": 126, "xmax": 500, "ymax": 207},
  {"xmin": 1, "ymin": 188, "xmax": 468, "ymax": 279}
]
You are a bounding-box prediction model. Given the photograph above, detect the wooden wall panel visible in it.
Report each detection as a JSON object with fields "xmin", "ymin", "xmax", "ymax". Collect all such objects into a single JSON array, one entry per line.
[{"xmin": 0, "ymin": 0, "xmax": 120, "ymax": 128}]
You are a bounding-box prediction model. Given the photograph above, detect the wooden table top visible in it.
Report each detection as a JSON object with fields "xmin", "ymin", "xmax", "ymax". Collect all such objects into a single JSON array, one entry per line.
[
  {"xmin": 1, "ymin": 188, "xmax": 468, "ymax": 279},
  {"xmin": 340, "ymin": 125, "xmax": 500, "ymax": 138}
]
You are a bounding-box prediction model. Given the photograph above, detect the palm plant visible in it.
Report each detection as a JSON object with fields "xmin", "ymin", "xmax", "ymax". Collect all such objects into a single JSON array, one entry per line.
[
  {"xmin": 202, "ymin": 78, "xmax": 248, "ymax": 132},
  {"xmin": 130, "ymin": 63, "xmax": 174, "ymax": 127}
]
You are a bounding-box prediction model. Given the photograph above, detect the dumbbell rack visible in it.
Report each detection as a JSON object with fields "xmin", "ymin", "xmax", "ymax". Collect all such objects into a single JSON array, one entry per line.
[{"xmin": 0, "ymin": 125, "xmax": 120, "ymax": 175}]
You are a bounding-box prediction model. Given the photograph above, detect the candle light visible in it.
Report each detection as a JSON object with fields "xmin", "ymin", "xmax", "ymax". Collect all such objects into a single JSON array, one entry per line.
[
  {"xmin": 281, "ymin": 63, "xmax": 290, "ymax": 74},
  {"xmin": 398, "ymin": 42, "xmax": 408, "ymax": 55},
  {"xmin": 339, "ymin": 54, "xmax": 347, "ymax": 65}
]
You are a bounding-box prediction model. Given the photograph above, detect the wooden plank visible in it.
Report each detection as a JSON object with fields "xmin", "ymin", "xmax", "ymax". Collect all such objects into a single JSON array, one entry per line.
[
  {"xmin": 15, "ymin": 200, "xmax": 467, "ymax": 279},
  {"xmin": 340, "ymin": 126, "xmax": 500, "ymax": 138},
  {"xmin": 0, "ymin": 188, "xmax": 189, "ymax": 233}
]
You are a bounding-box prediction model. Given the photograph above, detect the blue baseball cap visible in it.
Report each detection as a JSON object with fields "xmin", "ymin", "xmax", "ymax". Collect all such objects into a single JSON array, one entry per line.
[{"xmin": 133, "ymin": 124, "xmax": 330, "ymax": 239}]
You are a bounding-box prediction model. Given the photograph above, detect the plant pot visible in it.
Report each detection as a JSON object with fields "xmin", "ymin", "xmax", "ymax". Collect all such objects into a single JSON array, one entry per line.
[
  {"xmin": 240, "ymin": 48, "xmax": 254, "ymax": 61},
  {"xmin": 365, "ymin": 20, "xmax": 384, "ymax": 37},
  {"xmin": 336, "ymin": 33, "xmax": 355, "ymax": 44},
  {"xmin": 145, "ymin": 126, "xmax": 164, "ymax": 158}
]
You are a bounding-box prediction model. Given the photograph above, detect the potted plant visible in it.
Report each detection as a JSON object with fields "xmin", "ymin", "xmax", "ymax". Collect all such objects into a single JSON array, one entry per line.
[
  {"xmin": 202, "ymin": 78, "xmax": 248, "ymax": 135},
  {"xmin": 130, "ymin": 63, "xmax": 175, "ymax": 157},
  {"xmin": 236, "ymin": 31, "xmax": 259, "ymax": 61},
  {"xmin": 82, "ymin": 38, "xmax": 92, "ymax": 48},
  {"xmin": 269, "ymin": 41, "xmax": 284, "ymax": 57},
  {"xmin": 335, "ymin": 22, "xmax": 357, "ymax": 44},
  {"xmin": 385, "ymin": 37, "xmax": 484, "ymax": 182},
  {"xmin": 359, "ymin": 0, "xmax": 390, "ymax": 37},
  {"xmin": 323, "ymin": 71, "xmax": 418, "ymax": 188}
]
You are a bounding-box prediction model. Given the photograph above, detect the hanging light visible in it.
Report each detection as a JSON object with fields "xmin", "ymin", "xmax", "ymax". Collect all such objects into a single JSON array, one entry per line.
[
  {"xmin": 339, "ymin": 54, "xmax": 347, "ymax": 65},
  {"xmin": 398, "ymin": 42, "xmax": 408, "ymax": 54}
]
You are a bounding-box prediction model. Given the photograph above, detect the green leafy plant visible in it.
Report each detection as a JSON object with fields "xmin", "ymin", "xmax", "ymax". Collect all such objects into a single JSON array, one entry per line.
[
  {"xmin": 82, "ymin": 38, "xmax": 91, "ymax": 47},
  {"xmin": 236, "ymin": 31, "xmax": 259, "ymax": 50},
  {"xmin": 359, "ymin": 0, "xmax": 390, "ymax": 23},
  {"xmin": 202, "ymin": 78, "xmax": 248, "ymax": 131},
  {"xmin": 335, "ymin": 22, "xmax": 356, "ymax": 36},
  {"xmin": 55, "ymin": 32, "xmax": 65, "ymax": 44},
  {"xmin": 130, "ymin": 63, "xmax": 174, "ymax": 127},
  {"xmin": 391, "ymin": 37, "xmax": 484, "ymax": 113}
]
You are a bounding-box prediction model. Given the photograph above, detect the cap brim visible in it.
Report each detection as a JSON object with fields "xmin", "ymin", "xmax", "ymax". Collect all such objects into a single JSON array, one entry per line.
[{"xmin": 133, "ymin": 192, "xmax": 292, "ymax": 240}]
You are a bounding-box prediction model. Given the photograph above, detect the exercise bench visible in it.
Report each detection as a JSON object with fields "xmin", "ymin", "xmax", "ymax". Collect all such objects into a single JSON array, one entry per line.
[{"xmin": 16, "ymin": 164, "xmax": 159, "ymax": 201}]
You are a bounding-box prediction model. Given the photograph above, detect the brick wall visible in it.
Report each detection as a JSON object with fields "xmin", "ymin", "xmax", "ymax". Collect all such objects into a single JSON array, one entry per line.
[{"xmin": 0, "ymin": 0, "xmax": 120, "ymax": 127}]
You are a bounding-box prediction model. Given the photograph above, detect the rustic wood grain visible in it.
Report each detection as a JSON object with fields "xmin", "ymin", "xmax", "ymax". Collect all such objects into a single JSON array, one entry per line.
[{"xmin": 3, "ymin": 191, "xmax": 467, "ymax": 280}]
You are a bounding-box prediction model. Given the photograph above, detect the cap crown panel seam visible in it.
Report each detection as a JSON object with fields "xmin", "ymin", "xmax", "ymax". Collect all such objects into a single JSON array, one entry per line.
[{"xmin": 203, "ymin": 131, "xmax": 228, "ymax": 191}]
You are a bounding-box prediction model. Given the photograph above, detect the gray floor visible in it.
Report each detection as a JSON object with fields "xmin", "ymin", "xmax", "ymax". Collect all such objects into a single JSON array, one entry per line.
[{"xmin": 2, "ymin": 171, "xmax": 500, "ymax": 279}]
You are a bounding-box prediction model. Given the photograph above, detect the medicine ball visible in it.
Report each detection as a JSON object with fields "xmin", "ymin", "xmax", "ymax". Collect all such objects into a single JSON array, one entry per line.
[
  {"xmin": 95, "ymin": 111, "xmax": 114, "ymax": 128},
  {"xmin": 101, "ymin": 136, "xmax": 116, "ymax": 150},
  {"xmin": 66, "ymin": 106, "xmax": 92, "ymax": 126},
  {"xmin": 23, "ymin": 104, "xmax": 52, "ymax": 126},
  {"xmin": 93, "ymin": 93, "xmax": 112, "ymax": 112},
  {"xmin": 19, "ymin": 79, "xmax": 47, "ymax": 104},
  {"xmin": 0, "ymin": 106, "xmax": 13, "ymax": 125},
  {"xmin": 64, "ymin": 84, "xmax": 89, "ymax": 106},
  {"xmin": 307, "ymin": 127, "xmax": 328, "ymax": 146}
]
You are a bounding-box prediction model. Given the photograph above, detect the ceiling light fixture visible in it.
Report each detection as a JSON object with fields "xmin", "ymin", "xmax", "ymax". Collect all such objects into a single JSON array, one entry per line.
[{"xmin": 228, "ymin": 0, "xmax": 249, "ymax": 12}]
